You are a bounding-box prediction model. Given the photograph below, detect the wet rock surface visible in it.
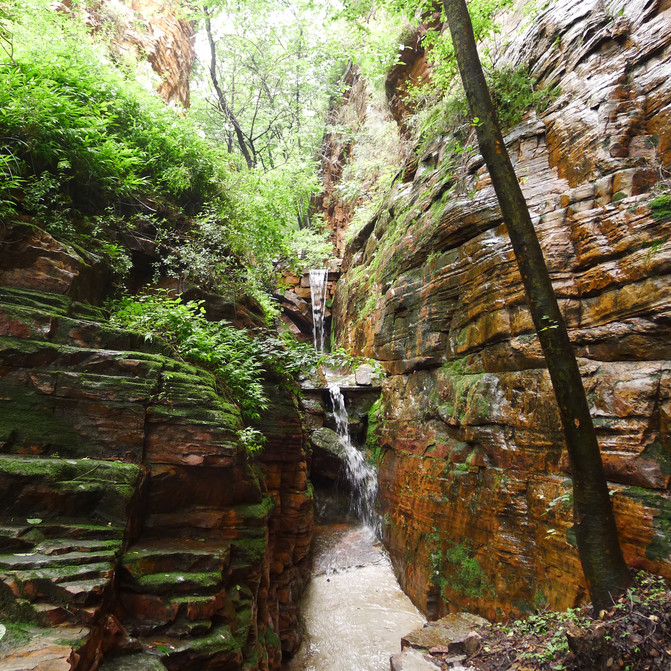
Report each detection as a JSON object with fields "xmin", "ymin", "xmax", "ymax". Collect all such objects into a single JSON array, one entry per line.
[
  {"xmin": 0, "ymin": 623, "xmax": 90, "ymax": 671},
  {"xmin": 0, "ymin": 224, "xmax": 313, "ymax": 669},
  {"xmin": 402, "ymin": 614, "xmax": 488, "ymax": 654},
  {"xmin": 391, "ymin": 649, "xmax": 443, "ymax": 671},
  {"xmin": 333, "ymin": 0, "xmax": 671, "ymax": 620}
]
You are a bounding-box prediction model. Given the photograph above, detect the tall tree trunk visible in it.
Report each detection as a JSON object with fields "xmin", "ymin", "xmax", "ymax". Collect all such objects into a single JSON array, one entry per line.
[
  {"xmin": 442, "ymin": 0, "xmax": 631, "ymax": 611},
  {"xmin": 204, "ymin": 7, "xmax": 254, "ymax": 169}
]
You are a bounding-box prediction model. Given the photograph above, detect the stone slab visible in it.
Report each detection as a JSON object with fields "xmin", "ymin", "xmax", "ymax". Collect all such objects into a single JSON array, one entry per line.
[{"xmin": 401, "ymin": 613, "xmax": 488, "ymax": 652}]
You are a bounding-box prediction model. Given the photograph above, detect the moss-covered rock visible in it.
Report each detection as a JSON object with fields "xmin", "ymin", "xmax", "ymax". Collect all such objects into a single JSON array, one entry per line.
[
  {"xmin": 135, "ymin": 572, "xmax": 222, "ymax": 595},
  {"xmin": 0, "ymin": 455, "xmax": 141, "ymax": 522}
]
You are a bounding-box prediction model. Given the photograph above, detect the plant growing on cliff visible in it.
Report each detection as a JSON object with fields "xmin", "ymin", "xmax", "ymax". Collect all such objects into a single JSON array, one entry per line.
[
  {"xmin": 442, "ymin": 0, "xmax": 631, "ymax": 611},
  {"xmin": 649, "ymin": 192, "xmax": 671, "ymax": 222},
  {"xmin": 110, "ymin": 291, "xmax": 361, "ymax": 421},
  {"xmin": 0, "ymin": 3, "xmax": 227, "ymax": 215},
  {"xmin": 111, "ymin": 291, "xmax": 268, "ymax": 422},
  {"xmin": 444, "ymin": 542, "xmax": 489, "ymax": 598},
  {"xmin": 237, "ymin": 427, "xmax": 267, "ymax": 454},
  {"xmin": 409, "ymin": 63, "xmax": 559, "ymax": 157}
]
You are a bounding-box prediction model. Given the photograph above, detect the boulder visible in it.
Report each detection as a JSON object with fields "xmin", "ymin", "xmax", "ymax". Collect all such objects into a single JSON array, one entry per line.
[
  {"xmin": 310, "ymin": 427, "xmax": 346, "ymax": 483},
  {"xmin": 355, "ymin": 363, "xmax": 375, "ymax": 386},
  {"xmin": 401, "ymin": 613, "xmax": 488, "ymax": 653},
  {"xmin": 390, "ymin": 649, "xmax": 443, "ymax": 671}
]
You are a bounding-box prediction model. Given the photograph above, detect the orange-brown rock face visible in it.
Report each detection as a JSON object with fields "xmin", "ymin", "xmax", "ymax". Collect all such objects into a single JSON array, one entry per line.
[
  {"xmin": 0, "ymin": 223, "xmax": 312, "ymax": 669},
  {"xmin": 315, "ymin": 65, "xmax": 368, "ymax": 256},
  {"xmin": 128, "ymin": 0, "xmax": 194, "ymax": 107},
  {"xmin": 334, "ymin": 0, "xmax": 671, "ymax": 620},
  {"xmin": 385, "ymin": 21, "xmax": 435, "ymax": 136},
  {"xmin": 86, "ymin": 0, "xmax": 195, "ymax": 107}
]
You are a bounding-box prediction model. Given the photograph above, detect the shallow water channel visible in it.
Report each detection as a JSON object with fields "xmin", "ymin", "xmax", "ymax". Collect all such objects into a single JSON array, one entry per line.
[{"xmin": 287, "ymin": 522, "xmax": 425, "ymax": 671}]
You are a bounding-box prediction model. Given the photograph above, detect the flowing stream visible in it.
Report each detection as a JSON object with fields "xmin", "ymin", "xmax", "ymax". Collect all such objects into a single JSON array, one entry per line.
[
  {"xmin": 287, "ymin": 523, "xmax": 425, "ymax": 671},
  {"xmin": 309, "ymin": 269, "xmax": 329, "ymax": 352},
  {"xmin": 287, "ymin": 384, "xmax": 424, "ymax": 671}
]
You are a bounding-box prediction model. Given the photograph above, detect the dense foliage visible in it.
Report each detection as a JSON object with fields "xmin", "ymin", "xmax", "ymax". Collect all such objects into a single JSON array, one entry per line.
[
  {"xmin": 0, "ymin": 0, "xmax": 336, "ymax": 310},
  {"xmin": 110, "ymin": 291, "xmax": 375, "ymax": 424},
  {"xmin": 0, "ymin": 3, "xmax": 226, "ymax": 219},
  {"xmin": 111, "ymin": 291, "xmax": 269, "ymax": 422}
]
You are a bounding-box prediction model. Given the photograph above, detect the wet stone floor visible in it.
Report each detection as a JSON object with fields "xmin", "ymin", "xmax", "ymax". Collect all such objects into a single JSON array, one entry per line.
[{"xmin": 287, "ymin": 523, "xmax": 425, "ymax": 671}]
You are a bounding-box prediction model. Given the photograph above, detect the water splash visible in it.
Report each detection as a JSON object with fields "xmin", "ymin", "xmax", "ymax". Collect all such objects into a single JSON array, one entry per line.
[
  {"xmin": 328, "ymin": 383, "xmax": 379, "ymax": 534},
  {"xmin": 309, "ymin": 269, "xmax": 329, "ymax": 352}
]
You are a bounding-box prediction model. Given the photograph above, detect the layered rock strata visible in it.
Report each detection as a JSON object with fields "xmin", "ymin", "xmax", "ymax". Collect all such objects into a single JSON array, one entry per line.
[
  {"xmin": 333, "ymin": 0, "xmax": 671, "ymax": 620},
  {"xmin": 82, "ymin": 0, "xmax": 195, "ymax": 107},
  {"xmin": 314, "ymin": 65, "xmax": 369, "ymax": 256},
  {"xmin": 0, "ymin": 223, "xmax": 312, "ymax": 669}
]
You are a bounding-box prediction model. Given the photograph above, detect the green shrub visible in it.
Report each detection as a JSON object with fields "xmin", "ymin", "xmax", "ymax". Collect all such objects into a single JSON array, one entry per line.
[
  {"xmin": 489, "ymin": 65, "xmax": 560, "ymax": 129},
  {"xmin": 285, "ymin": 225, "xmax": 335, "ymax": 273},
  {"xmin": 0, "ymin": 3, "xmax": 227, "ymax": 215},
  {"xmin": 0, "ymin": 2, "xmax": 327, "ymax": 311},
  {"xmin": 445, "ymin": 543, "xmax": 488, "ymax": 598},
  {"xmin": 111, "ymin": 291, "xmax": 268, "ymax": 422}
]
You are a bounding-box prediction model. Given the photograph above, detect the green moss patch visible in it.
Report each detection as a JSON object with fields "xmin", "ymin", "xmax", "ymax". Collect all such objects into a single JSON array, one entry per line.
[
  {"xmin": 230, "ymin": 537, "xmax": 268, "ymax": 566},
  {"xmin": 649, "ymin": 193, "xmax": 671, "ymax": 222},
  {"xmin": 0, "ymin": 455, "xmax": 141, "ymax": 522},
  {"xmin": 136, "ymin": 571, "xmax": 222, "ymax": 594},
  {"xmin": 0, "ymin": 382, "xmax": 89, "ymax": 455},
  {"xmin": 0, "ymin": 288, "xmax": 72, "ymax": 316},
  {"xmin": 639, "ymin": 441, "xmax": 671, "ymax": 476},
  {"xmin": 0, "ymin": 455, "xmax": 140, "ymax": 485}
]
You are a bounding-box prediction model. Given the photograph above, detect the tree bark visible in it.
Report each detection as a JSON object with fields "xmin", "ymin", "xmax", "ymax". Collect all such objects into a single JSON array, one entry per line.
[
  {"xmin": 442, "ymin": 0, "xmax": 631, "ymax": 611},
  {"xmin": 204, "ymin": 7, "xmax": 255, "ymax": 169}
]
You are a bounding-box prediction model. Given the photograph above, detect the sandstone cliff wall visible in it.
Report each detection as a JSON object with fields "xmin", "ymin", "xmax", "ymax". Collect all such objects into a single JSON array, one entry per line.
[
  {"xmin": 333, "ymin": 0, "xmax": 671, "ymax": 620},
  {"xmin": 0, "ymin": 223, "xmax": 312, "ymax": 669},
  {"xmin": 314, "ymin": 64, "xmax": 370, "ymax": 257},
  {"xmin": 83, "ymin": 0, "xmax": 194, "ymax": 107}
]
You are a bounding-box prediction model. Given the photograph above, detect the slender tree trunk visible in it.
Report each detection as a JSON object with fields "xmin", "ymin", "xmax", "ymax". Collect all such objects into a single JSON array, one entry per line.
[
  {"xmin": 295, "ymin": 28, "xmax": 302, "ymax": 149},
  {"xmin": 442, "ymin": 0, "xmax": 631, "ymax": 611},
  {"xmin": 204, "ymin": 7, "xmax": 254, "ymax": 169}
]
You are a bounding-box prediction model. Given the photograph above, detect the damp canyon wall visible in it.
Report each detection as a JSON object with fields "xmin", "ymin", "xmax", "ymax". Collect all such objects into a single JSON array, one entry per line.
[
  {"xmin": 333, "ymin": 0, "xmax": 671, "ymax": 620},
  {"xmin": 0, "ymin": 223, "xmax": 312, "ymax": 670}
]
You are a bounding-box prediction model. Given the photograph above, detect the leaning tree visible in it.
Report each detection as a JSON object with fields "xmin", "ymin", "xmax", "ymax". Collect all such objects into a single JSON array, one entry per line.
[{"xmin": 441, "ymin": 0, "xmax": 631, "ymax": 611}]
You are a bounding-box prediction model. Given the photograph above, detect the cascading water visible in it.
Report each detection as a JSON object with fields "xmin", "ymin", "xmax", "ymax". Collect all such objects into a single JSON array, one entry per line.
[
  {"xmin": 327, "ymin": 383, "xmax": 379, "ymax": 534},
  {"xmin": 289, "ymin": 387, "xmax": 422, "ymax": 671},
  {"xmin": 309, "ymin": 269, "xmax": 329, "ymax": 352}
]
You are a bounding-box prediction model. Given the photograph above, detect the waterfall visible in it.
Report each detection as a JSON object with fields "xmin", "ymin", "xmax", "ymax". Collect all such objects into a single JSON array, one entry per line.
[
  {"xmin": 309, "ymin": 269, "xmax": 329, "ymax": 352},
  {"xmin": 328, "ymin": 383, "xmax": 379, "ymax": 533}
]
